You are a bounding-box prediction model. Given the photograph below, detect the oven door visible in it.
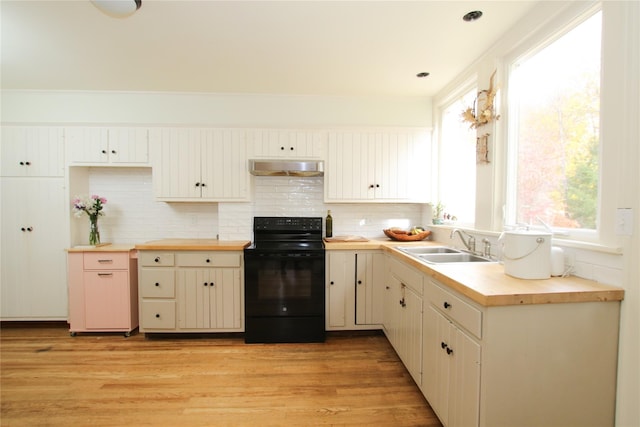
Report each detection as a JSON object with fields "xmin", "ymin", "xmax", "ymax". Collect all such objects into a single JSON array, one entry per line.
[{"xmin": 244, "ymin": 250, "xmax": 325, "ymax": 317}]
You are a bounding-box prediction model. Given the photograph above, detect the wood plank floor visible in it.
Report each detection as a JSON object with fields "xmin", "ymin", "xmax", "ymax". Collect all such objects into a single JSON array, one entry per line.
[{"xmin": 1, "ymin": 323, "xmax": 442, "ymax": 426}]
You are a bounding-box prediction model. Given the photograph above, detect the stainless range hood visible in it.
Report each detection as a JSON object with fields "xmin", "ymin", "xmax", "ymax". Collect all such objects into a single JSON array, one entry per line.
[{"xmin": 249, "ymin": 159, "xmax": 324, "ymax": 177}]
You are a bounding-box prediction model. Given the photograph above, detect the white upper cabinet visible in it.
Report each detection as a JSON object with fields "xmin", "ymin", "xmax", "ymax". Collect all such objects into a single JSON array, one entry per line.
[
  {"xmin": 246, "ymin": 129, "xmax": 325, "ymax": 159},
  {"xmin": 66, "ymin": 127, "xmax": 149, "ymax": 165},
  {"xmin": 325, "ymin": 129, "xmax": 430, "ymax": 203},
  {"xmin": 0, "ymin": 126, "xmax": 64, "ymax": 177},
  {"xmin": 153, "ymin": 128, "xmax": 249, "ymax": 202}
]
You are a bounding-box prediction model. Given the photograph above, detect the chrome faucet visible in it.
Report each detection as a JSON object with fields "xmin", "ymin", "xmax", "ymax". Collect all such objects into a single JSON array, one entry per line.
[
  {"xmin": 450, "ymin": 229, "xmax": 476, "ymax": 254},
  {"xmin": 482, "ymin": 238, "xmax": 492, "ymax": 258}
]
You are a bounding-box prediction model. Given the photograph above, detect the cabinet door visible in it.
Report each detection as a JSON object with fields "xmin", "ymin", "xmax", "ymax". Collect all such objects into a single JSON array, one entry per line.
[
  {"xmin": 326, "ymin": 131, "xmax": 376, "ymax": 201},
  {"xmin": 66, "ymin": 127, "xmax": 110, "ymax": 164},
  {"xmin": 154, "ymin": 128, "xmax": 202, "ymax": 200},
  {"xmin": 248, "ymin": 129, "xmax": 324, "ymax": 159},
  {"xmin": 382, "ymin": 273, "xmax": 402, "ymax": 349},
  {"xmin": 326, "ymin": 251, "xmax": 352, "ymax": 329},
  {"xmin": 423, "ymin": 305, "xmax": 452, "ymax": 425},
  {"xmin": 177, "ymin": 267, "xmax": 241, "ymax": 330},
  {"xmin": 207, "ymin": 268, "xmax": 242, "ymax": 329},
  {"xmin": 1, "ymin": 126, "xmax": 64, "ymax": 177},
  {"xmin": 107, "ymin": 128, "xmax": 149, "ymax": 164},
  {"xmin": 398, "ymin": 284, "xmax": 423, "ymax": 386},
  {"xmin": 423, "ymin": 304, "xmax": 481, "ymax": 427},
  {"xmin": 449, "ymin": 327, "xmax": 481, "ymax": 427},
  {"xmin": 177, "ymin": 268, "xmax": 214, "ymax": 329},
  {"xmin": 325, "ymin": 130, "xmax": 430, "ymax": 202},
  {"xmin": 0, "ymin": 178, "xmax": 67, "ymax": 318},
  {"xmin": 355, "ymin": 251, "xmax": 384, "ymax": 325},
  {"xmin": 200, "ymin": 129, "xmax": 249, "ymax": 201},
  {"xmin": 83, "ymin": 271, "xmax": 130, "ymax": 329}
]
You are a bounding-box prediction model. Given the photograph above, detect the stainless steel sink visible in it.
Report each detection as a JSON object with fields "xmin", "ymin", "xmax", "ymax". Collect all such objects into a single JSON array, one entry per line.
[
  {"xmin": 417, "ymin": 253, "xmax": 493, "ymax": 264},
  {"xmin": 397, "ymin": 246, "xmax": 461, "ymax": 255}
]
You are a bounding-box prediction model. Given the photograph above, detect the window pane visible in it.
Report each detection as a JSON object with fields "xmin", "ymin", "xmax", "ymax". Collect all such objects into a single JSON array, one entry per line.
[
  {"xmin": 509, "ymin": 12, "xmax": 601, "ymax": 230},
  {"xmin": 439, "ymin": 88, "xmax": 477, "ymax": 224}
]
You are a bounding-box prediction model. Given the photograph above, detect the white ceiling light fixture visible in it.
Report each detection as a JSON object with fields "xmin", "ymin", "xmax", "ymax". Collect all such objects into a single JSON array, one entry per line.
[{"xmin": 91, "ymin": 0, "xmax": 142, "ymax": 19}]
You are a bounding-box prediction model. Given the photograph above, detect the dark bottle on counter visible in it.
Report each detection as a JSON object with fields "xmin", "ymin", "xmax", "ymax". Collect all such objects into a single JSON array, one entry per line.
[{"xmin": 326, "ymin": 210, "xmax": 333, "ymax": 238}]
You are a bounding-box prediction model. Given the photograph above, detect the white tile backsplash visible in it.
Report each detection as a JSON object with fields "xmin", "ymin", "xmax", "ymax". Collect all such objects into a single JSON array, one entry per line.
[
  {"xmin": 86, "ymin": 170, "xmax": 425, "ymax": 243},
  {"xmin": 87, "ymin": 168, "xmax": 218, "ymax": 244}
]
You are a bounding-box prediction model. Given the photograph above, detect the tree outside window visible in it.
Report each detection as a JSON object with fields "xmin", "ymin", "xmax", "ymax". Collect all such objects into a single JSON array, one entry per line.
[{"xmin": 508, "ymin": 11, "xmax": 601, "ymax": 231}]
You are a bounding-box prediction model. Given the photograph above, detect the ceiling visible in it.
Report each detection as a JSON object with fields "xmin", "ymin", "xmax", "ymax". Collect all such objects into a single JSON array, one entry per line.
[{"xmin": 0, "ymin": 0, "xmax": 539, "ymax": 97}]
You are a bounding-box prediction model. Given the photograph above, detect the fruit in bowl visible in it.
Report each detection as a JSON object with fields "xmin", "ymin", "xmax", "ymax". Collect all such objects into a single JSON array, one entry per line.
[{"xmin": 383, "ymin": 227, "xmax": 431, "ymax": 241}]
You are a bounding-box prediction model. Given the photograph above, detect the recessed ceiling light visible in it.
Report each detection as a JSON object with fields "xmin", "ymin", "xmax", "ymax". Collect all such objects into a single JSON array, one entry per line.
[
  {"xmin": 463, "ymin": 10, "xmax": 483, "ymax": 22},
  {"xmin": 416, "ymin": 72, "xmax": 430, "ymax": 78}
]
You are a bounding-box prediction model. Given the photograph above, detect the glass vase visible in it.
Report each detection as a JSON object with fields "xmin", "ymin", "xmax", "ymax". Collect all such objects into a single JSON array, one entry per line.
[{"xmin": 89, "ymin": 216, "xmax": 100, "ymax": 246}]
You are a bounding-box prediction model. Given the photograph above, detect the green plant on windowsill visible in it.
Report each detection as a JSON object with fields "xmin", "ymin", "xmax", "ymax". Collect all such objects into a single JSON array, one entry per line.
[{"xmin": 432, "ymin": 202, "xmax": 444, "ymax": 225}]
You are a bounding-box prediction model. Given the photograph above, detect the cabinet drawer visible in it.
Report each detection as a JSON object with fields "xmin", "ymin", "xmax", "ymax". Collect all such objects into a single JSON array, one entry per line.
[
  {"xmin": 428, "ymin": 280, "xmax": 482, "ymax": 339},
  {"xmin": 139, "ymin": 251, "xmax": 175, "ymax": 267},
  {"xmin": 83, "ymin": 252, "xmax": 129, "ymax": 270},
  {"xmin": 176, "ymin": 252, "xmax": 241, "ymax": 267},
  {"xmin": 141, "ymin": 301, "xmax": 176, "ymax": 329},
  {"xmin": 139, "ymin": 269, "xmax": 175, "ymax": 298},
  {"xmin": 388, "ymin": 257, "xmax": 423, "ymax": 295}
]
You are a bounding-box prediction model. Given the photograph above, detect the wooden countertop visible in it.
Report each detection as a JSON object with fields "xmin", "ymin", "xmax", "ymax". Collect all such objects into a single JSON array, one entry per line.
[
  {"xmin": 326, "ymin": 239, "xmax": 625, "ymax": 307},
  {"xmin": 67, "ymin": 244, "xmax": 136, "ymax": 252},
  {"xmin": 324, "ymin": 238, "xmax": 418, "ymax": 250},
  {"xmin": 134, "ymin": 239, "xmax": 251, "ymax": 251}
]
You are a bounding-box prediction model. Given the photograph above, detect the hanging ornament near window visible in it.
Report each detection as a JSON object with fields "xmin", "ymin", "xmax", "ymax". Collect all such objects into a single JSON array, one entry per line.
[
  {"xmin": 462, "ymin": 70, "xmax": 500, "ymax": 129},
  {"xmin": 476, "ymin": 133, "xmax": 490, "ymax": 164}
]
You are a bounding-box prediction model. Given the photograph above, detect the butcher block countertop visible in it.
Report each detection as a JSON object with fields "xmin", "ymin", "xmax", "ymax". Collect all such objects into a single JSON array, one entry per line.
[
  {"xmin": 325, "ymin": 238, "xmax": 625, "ymax": 307},
  {"xmin": 134, "ymin": 239, "xmax": 251, "ymax": 251},
  {"xmin": 67, "ymin": 244, "xmax": 136, "ymax": 252}
]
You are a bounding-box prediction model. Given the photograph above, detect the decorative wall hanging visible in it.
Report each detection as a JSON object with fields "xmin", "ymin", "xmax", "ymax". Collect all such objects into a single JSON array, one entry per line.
[
  {"xmin": 462, "ymin": 70, "xmax": 500, "ymax": 129},
  {"xmin": 476, "ymin": 133, "xmax": 490, "ymax": 164}
]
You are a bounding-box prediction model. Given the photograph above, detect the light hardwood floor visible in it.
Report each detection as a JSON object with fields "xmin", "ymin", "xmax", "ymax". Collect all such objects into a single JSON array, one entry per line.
[{"xmin": 1, "ymin": 323, "xmax": 442, "ymax": 426}]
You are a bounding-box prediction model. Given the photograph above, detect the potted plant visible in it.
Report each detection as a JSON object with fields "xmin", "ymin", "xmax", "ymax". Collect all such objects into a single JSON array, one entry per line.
[{"xmin": 432, "ymin": 202, "xmax": 444, "ymax": 225}]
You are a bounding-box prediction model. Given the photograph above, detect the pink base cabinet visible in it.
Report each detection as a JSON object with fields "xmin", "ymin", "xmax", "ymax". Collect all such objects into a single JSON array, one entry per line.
[{"xmin": 67, "ymin": 249, "xmax": 139, "ymax": 336}]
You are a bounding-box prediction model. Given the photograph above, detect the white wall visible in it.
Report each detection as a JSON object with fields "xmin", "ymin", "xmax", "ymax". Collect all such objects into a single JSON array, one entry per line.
[{"xmin": 0, "ymin": 90, "xmax": 432, "ymax": 128}]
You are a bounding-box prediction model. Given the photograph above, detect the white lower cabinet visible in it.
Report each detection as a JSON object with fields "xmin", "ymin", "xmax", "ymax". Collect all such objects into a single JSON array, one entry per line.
[
  {"xmin": 421, "ymin": 277, "xmax": 620, "ymax": 427},
  {"xmin": 326, "ymin": 250, "xmax": 384, "ymax": 330},
  {"xmin": 423, "ymin": 302, "xmax": 480, "ymax": 427},
  {"xmin": 383, "ymin": 256, "xmax": 423, "ymax": 386},
  {"xmin": 177, "ymin": 267, "xmax": 241, "ymax": 330},
  {"xmin": 138, "ymin": 250, "xmax": 243, "ymax": 332}
]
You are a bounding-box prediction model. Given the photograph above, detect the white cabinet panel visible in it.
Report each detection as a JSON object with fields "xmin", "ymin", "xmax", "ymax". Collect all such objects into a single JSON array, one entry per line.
[
  {"xmin": 326, "ymin": 250, "xmax": 384, "ymax": 331},
  {"xmin": 0, "ymin": 178, "xmax": 68, "ymax": 319},
  {"xmin": 383, "ymin": 256, "xmax": 423, "ymax": 386},
  {"xmin": 0, "ymin": 126, "xmax": 64, "ymax": 177},
  {"xmin": 355, "ymin": 251, "xmax": 384, "ymax": 325},
  {"xmin": 154, "ymin": 128, "xmax": 248, "ymax": 201},
  {"xmin": 325, "ymin": 129, "xmax": 430, "ymax": 202},
  {"xmin": 106, "ymin": 128, "xmax": 149, "ymax": 164},
  {"xmin": 247, "ymin": 129, "xmax": 325, "ymax": 159},
  {"xmin": 66, "ymin": 127, "xmax": 149, "ymax": 165}
]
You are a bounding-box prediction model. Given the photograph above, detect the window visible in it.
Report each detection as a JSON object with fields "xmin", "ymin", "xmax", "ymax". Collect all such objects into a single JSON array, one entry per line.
[
  {"xmin": 506, "ymin": 11, "xmax": 602, "ymax": 236},
  {"xmin": 438, "ymin": 87, "xmax": 477, "ymax": 225}
]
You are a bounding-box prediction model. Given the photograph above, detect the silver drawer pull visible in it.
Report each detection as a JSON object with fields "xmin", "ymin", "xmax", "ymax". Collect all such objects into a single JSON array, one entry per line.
[
  {"xmin": 97, "ymin": 259, "xmax": 113, "ymax": 263},
  {"xmin": 98, "ymin": 273, "xmax": 113, "ymax": 277}
]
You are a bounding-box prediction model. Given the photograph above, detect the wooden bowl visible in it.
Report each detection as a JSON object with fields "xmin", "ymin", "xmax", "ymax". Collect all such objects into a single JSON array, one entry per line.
[{"xmin": 383, "ymin": 229, "xmax": 431, "ymax": 241}]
